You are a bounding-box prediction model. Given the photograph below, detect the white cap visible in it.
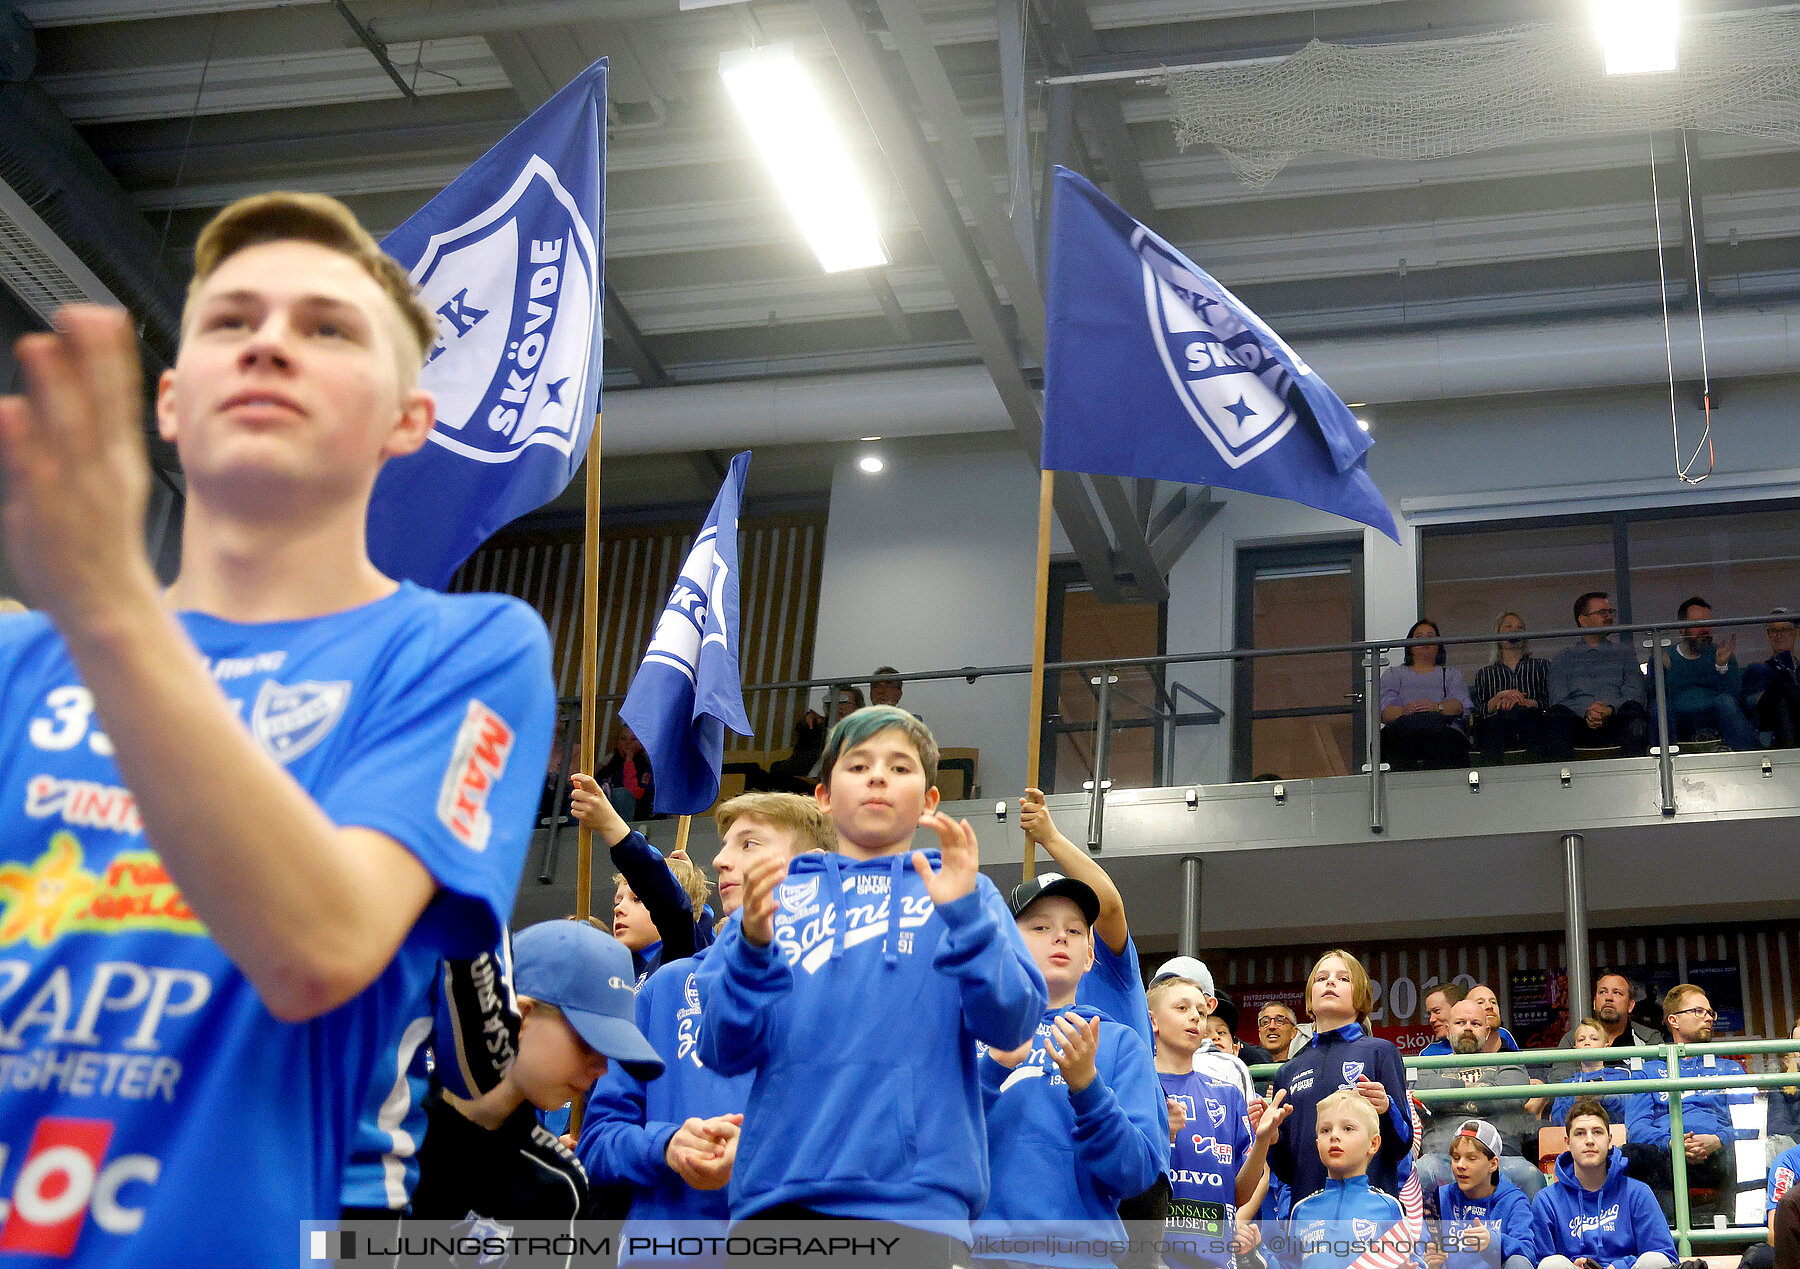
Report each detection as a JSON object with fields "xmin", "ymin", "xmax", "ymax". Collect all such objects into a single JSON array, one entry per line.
[
  {"xmin": 1456, "ymin": 1119, "xmax": 1503, "ymax": 1158},
  {"xmin": 1152, "ymin": 955, "xmax": 1216, "ymax": 997}
]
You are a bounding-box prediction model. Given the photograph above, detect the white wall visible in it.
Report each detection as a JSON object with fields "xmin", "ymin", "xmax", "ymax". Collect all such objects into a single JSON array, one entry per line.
[
  {"xmin": 810, "ymin": 372, "xmax": 1800, "ymax": 791},
  {"xmin": 811, "ymin": 446, "xmax": 1042, "ymax": 801}
]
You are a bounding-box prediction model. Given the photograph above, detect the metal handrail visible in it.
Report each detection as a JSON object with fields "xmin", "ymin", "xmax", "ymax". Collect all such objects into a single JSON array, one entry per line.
[
  {"xmin": 553, "ymin": 609, "xmax": 1799, "ymax": 708},
  {"xmin": 1247, "ymin": 1038, "xmax": 1800, "ymax": 1256}
]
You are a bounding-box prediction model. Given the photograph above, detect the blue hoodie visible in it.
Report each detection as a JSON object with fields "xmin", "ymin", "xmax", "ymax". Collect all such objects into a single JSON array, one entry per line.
[
  {"xmin": 696, "ymin": 849, "xmax": 1046, "ymax": 1234},
  {"xmin": 581, "ymin": 945, "xmax": 751, "ymax": 1254},
  {"xmin": 1529, "ymin": 1150, "xmax": 1674, "ymax": 1269},
  {"xmin": 1433, "ymin": 1176, "xmax": 1534, "ymax": 1269},
  {"xmin": 1271, "ymin": 1024, "xmax": 1414, "ymax": 1205},
  {"xmin": 1549, "ymin": 1066, "xmax": 1635, "ymax": 1128},
  {"xmin": 1624, "ymin": 1055, "xmax": 1753, "ymax": 1146},
  {"xmin": 1288, "ymin": 1174, "xmax": 1406, "ymax": 1269},
  {"xmin": 976, "ymin": 1005, "xmax": 1168, "ymax": 1266}
]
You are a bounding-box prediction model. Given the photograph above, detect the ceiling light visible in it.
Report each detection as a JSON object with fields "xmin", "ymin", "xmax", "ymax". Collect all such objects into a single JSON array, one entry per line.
[
  {"xmin": 1356, "ymin": 418, "xmax": 1370, "ymax": 432},
  {"xmin": 720, "ymin": 45, "xmax": 889, "ymax": 273},
  {"xmin": 860, "ymin": 435, "xmax": 881, "ymax": 442},
  {"xmin": 1593, "ymin": 0, "xmax": 1678, "ymax": 75},
  {"xmin": 857, "ymin": 453, "xmax": 885, "ymax": 474}
]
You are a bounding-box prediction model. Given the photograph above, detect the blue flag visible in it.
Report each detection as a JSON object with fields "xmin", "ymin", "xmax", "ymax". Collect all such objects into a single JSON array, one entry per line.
[
  {"xmin": 366, "ymin": 60, "xmax": 608, "ymax": 588},
  {"xmin": 1043, "ymin": 167, "xmax": 1397, "ymax": 541},
  {"xmin": 619, "ymin": 452, "xmax": 755, "ymax": 815}
]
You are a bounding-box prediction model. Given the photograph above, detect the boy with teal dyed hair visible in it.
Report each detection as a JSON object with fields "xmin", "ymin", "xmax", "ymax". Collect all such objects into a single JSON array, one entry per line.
[{"xmin": 696, "ymin": 705, "xmax": 1046, "ymax": 1259}]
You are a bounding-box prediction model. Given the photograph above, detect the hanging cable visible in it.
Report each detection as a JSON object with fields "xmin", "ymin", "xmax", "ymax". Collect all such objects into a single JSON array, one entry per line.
[
  {"xmin": 1650, "ymin": 132, "xmax": 1714, "ymax": 486},
  {"xmin": 1679, "ymin": 129, "xmax": 1715, "ymax": 483}
]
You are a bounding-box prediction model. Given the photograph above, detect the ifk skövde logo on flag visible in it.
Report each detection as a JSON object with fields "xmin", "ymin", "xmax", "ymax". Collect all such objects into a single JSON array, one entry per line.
[
  {"xmin": 1134, "ymin": 225, "xmax": 1296, "ymax": 470},
  {"xmin": 366, "ymin": 60, "xmax": 607, "ymax": 588},
  {"xmin": 410, "ymin": 155, "xmax": 599, "ymax": 464},
  {"xmin": 1042, "ymin": 166, "xmax": 1397, "ymax": 542}
]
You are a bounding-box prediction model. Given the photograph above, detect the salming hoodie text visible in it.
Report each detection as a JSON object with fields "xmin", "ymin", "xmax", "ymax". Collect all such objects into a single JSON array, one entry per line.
[{"xmin": 696, "ymin": 849, "xmax": 1047, "ymax": 1235}]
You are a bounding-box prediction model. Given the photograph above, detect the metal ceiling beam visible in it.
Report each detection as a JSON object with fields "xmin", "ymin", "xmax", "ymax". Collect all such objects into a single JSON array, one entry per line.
[
  {"xmin": 1041, "ymin": 0, "xmax": 1153, "ymax": 222},
  {"xmin": 604, "ymin": 283, "xmax": 669, "ymax": 388},
  {"xmin": 1148, "ymin": 487, "xmax": 1224, "ymax": 574},
  {"xmin": 809, "ymin": 0, "xmax": 1039, "ymax": 454},
  {"xmin": 809, "ymin": 0, "xmax": 1127, "ymax": 600},
  {"xmin": 1091, "ymin": 474, "xmax": 1169, "ymax": 602},
  {"xmin": 1054, "ymin": 473, "xmax": 1124, "ymax": 603},
  {"xmin": 868, "ymin": 0, "xmax": 1046, "ymax": 363}
]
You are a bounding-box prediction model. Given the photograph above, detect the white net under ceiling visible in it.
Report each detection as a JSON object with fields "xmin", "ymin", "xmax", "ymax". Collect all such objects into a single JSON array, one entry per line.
[{"xmin": 1166, "ymin": 9, "xmax": 1800, "ymax": 188}]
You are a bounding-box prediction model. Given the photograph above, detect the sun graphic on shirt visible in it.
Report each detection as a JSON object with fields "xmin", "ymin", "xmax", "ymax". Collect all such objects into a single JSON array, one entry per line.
[{"xmin": 0, "ymin": 833, "xmax": 99, "ymax": 946}]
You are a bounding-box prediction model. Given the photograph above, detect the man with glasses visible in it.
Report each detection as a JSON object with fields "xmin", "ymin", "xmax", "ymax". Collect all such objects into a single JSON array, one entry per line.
[
  {"xmin": 1621, "ymin": 984, "xmax": 1755, "ymax": 1224},
  {"xmin": 1742, "ymin": 609, "xmax": 1800, "ymax": 749},
  {"xmin": 1259, "ymin": 1002, "xmax": 1304, "ymax": 1064},
  {"xmin": 1546, "ymin": 591, "xmax": 1650, "ymax": 760}
]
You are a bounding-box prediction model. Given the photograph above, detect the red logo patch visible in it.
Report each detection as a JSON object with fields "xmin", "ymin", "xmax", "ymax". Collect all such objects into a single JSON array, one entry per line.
[
  {"xmin": 0, "ymin": 1117, "xmax": 122, "ymax": 1256},
  {"xmin": 436, "ymin": 700, "xmax": 516, "ymax": 852}
]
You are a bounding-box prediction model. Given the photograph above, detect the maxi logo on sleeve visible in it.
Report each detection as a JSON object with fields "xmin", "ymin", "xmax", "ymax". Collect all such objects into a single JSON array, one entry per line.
[{"xmin": 436, "ymin": 700, "xmax": 517, "ymax": 852}]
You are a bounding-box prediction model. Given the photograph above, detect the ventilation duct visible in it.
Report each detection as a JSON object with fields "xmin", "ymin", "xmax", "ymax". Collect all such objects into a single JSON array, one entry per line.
[{"xmin": 0, "ymin": 70, "xmax": 183, "ymax": 358}]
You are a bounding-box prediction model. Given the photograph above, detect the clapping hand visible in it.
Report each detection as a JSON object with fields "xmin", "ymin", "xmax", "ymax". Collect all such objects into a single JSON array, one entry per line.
[
  {"xmin": 1046, "ymin": 1012, "xmax": 1100, "ymax": 1093},
  {"xmin": 1251, "ymin": 1089, "xmax": 1293, "ymax": 1148},
  {"xmin": 737, "ymin": 852, "xmax": 790, "ymax": 948},
  {"xmin": 665, "ymin": 1114, "xmax": 743, "ymax": 1191},
  {"xmin": 912, "ymin": 811, "xmax": 978, "ymax": 906}
]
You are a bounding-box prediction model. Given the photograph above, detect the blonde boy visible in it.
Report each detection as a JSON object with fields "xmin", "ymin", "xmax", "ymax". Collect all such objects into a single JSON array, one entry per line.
[{"xmin": 1288, "ymin": 1091, "xmax": 1405, "ymax": 1269}]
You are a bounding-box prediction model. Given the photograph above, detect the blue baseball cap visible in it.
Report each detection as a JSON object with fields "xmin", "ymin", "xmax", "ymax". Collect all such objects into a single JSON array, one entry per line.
[{"xmin": 511, "ymin": 921, "xmax": 665, "ymax": 1082}]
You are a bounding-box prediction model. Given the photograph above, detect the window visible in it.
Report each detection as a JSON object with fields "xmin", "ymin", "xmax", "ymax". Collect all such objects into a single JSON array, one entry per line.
[{"xmin": 1420, "ymin": 501, "xmax": 1800, "ymax": 671}]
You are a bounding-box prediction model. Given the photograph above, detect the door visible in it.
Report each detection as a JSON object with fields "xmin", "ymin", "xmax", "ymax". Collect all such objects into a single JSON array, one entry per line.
[{"xmin": 1232, "ymin": 542, "xmax": 1365, "ymax": 781}]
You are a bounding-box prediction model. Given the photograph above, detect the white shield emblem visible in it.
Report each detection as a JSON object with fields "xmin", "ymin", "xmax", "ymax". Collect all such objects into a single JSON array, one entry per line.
[
  {"xmin": 1341, "ymin": 1060, "xmax": 1365, "ymax": 1086},
  {"xmin": 251, "ymin": 679, "xmax": 351, "ymax": 765},
  {"xmin": 1132, "ymin": 226, "xmax": 1302, "ymax": 470},
  {"xmin": 1353, "ymin": 1219, "xmax": 1377, "ymax": 1242},
  {"xmin": 411, "ymin": 156, "xmax": 600, "ymax": 465},
  {"xmin": 1207, "ymin": 1098, "xmax": 1227, "ymax": 1126}
]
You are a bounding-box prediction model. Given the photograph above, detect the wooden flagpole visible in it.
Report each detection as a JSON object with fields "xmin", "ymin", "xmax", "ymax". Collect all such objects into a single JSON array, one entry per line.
[
  {"xmin": 567, "ymin": 413, "xmax": 603, "ymax": 1143},
  {"xmin": 574, "ymin": 414, "xmax": 603, "ymax": 923},
  {"xmin": 1023, "ymin": 468, "xmax": 1055, "ymax": 881}
]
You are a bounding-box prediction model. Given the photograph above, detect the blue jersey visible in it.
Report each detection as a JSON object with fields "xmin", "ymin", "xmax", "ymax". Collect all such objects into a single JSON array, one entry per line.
[
  {"xmin": 0, "ymin": 587, "xmax": 554, "ymax": 1265},
  {"xmin": 1766, "ymin": 1143, "xmax": 1800, "ymax": 1214},
  {"xmin": 1289, "ymin": 1175, "xmax": 1407, "ymax": 1269},
  {"xmin": 1159, "ymin": 1069, "xmax": 1251, "ymax": 1268}
]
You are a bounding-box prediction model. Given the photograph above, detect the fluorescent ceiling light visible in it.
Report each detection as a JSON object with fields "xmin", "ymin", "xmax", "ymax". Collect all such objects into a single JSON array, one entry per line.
[
  {"xmin": 1593, "ymin": 0, "xmax": 1678, "ymax": 75},
  {"xmin": 720, "ymin": 45, "xmax": 889, "ymax": 273},
  {"xmin": 857, "ymin": 453, "xmax": 885, "ymax": 474}
]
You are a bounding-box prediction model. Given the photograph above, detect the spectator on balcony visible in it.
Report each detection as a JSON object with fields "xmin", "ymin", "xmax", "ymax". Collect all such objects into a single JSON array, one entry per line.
[
  {"xmin": 1380, "ymin": 619, "xmax": 1473, "ymax": 770},
  {"xmin": 1546, "ymin": 592, "xmax": 1649, "ymax": 760},
  {"xmin": 760, "ymin": 685, "xmax": 864, "ymax": 793},
  {"xmin": 1471, "ymin": 612, "xmax": 1552, "ymax": 764},
  {"xmin": 595, "ymin": 725, "xmax": 655, "ymax": 821},
  {"xmin": 1414, "ymin": 999, "xmax": 1543, "ymax": 1197},
  {"xmin": 869, "ymin": 666, "xmax": 905, "ymax": 708},
  {"xmin": 1742, "ymin": 611, "xmax": 1800, "ymax": 750},
  {"xmin": 1663, "ymin": 596, "xmax": 1757, "ymax": 751}
]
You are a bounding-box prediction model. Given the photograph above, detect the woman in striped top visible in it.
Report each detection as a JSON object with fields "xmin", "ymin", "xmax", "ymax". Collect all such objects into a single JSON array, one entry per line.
[{"xmin": 1470, "ymin": 612, "xmax": 1553, "ymax": 763}]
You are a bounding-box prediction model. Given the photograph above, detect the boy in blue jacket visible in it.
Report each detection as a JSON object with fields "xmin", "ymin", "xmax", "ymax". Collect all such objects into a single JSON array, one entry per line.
[
  {"xmin": 1424, "ymin": 1120, "xmax": 1534, "ymax": 1269},
  {"xmin": 1530, "ymin": 1100, "xmax": 1674, "ymax": 1269},
  {"xmin": 1546, "ymin": 1019, "xmax": 1635, "ymax": 1128},
  {"xmin": 696, "ymin": 706, "xmax": 1046, "ymax": 1254},
  {"xmin": 581, "ymin": 792, "xmax": 838, "ymax": 1261},
  {"xmin": 1288, "ymin": 1090, "xmax": 1410, "ymax": 1269},
  {"xmin": 572, "ymin": 771, "xmax": 716, "ymax": 982},
  {"xmin": 974, "ymin": 872, "xmax": 1167, "ymax": 1267}
]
